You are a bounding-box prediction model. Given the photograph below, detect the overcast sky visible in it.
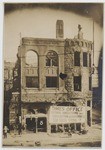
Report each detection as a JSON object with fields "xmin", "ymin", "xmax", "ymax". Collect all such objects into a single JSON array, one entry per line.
[{"xmin": 3, "ymin": 3, "xmax": 103, "ymax": 67}]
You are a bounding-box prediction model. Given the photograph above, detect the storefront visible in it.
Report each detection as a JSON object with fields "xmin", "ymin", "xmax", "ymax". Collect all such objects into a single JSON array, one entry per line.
[
  {"xmin": 23, "ymin": 113, "xmax": 47, "ymax": 133},
  {"xmin": 48, "ymin": 106, "xmax": 86, "ymax": 133}
]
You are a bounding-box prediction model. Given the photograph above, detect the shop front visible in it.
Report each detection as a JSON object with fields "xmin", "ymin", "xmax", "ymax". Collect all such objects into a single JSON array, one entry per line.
[{"xmin": 23, "ymin": 113, "xmax": 47, "ymax": 133}]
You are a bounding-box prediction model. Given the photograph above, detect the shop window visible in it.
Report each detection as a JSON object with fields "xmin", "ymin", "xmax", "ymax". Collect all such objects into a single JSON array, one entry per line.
[
  {"xmin": 89, "ymin": 76, "xmax": 92, "ymax": 91},
  {"xmin": 89, "ymin": 54, "xmax": 91, "ymax": 67},
  {"xmin": 46, "ymin": 77, "xmax": 58, "ymax": 88},
  {"xmin": 64, "ymin": 124, "xmax": 69, "ymax": 132},
  {"xmin": 74, "ymin": 51, "xmax": 80, "ymax": 66},
  {"xmin": 74, "ymin": 76, "xmax": 81, "ymax": 91},
  {"xmin": 26, "ymin": 76, "xmax": 38, "ymax": 88},
  {"xmin": 76, "ymin": 123, "xmax": 81, "ymax": 131},
  {"xmin": 57, "ymin": 124, "xmax": 63, "ymax": 132},
  {"xmin": 51, "ymin": 125, "xmax": 56, "ymax": 133},
  {"xmin": 70, "ymin": 124, "xmax": 75, "ymax": 131},
  {"xmin": 83, "ymin": 52, "xmax": 87, "ymax": 67},
  {"xmin": 46, "ymin": 51, "xmax": 58, "ymax": 66}
]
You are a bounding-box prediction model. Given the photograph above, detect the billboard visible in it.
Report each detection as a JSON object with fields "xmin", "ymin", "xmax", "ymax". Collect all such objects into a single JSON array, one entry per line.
[{"xmin": 49, "ymin": 106, "xmax": 86, "ymax": 124}]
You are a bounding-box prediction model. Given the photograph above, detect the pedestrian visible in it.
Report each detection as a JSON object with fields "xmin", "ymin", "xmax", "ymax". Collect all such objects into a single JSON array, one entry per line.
[{"xmin": 3, "ymin": 126, "xmax": 8, "ymax": 138}]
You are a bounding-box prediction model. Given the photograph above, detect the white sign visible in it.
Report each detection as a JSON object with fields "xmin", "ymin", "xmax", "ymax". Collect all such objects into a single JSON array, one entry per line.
[{"xmin": 49, "ymin": 106, "xmax": 85, "ymax": 124}]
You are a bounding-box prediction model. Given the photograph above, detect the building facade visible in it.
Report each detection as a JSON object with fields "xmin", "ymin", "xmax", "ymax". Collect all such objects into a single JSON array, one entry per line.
[
  {"xmin": 4, "ymin": 61, "xmax": 15, "ymax": 127},
  {"xmin": 9, "ymin": 20, "xmax": 93, "ymax": 133}
]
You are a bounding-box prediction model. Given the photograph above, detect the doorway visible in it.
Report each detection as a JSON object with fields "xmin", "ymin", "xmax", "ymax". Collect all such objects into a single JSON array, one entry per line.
[
  {"xmin": 37, "ymin": 117, "xmax": 47, "ymax": 132},
  {"xmin": 26, "ymin": 118, "xmax": 36, "ymax": 132}
]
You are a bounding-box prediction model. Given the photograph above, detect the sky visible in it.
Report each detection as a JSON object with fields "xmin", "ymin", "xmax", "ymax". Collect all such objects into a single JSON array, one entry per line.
[{"xmin": 3, "ymin": 3, "xmax": 103, "ymax": 68}]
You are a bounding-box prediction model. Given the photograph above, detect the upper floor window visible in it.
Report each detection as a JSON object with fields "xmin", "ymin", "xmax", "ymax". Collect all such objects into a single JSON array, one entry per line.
[
  {"xmin": 89, "ymin": 76, "xmax": 92, "ymax": 91},
  {"xmin": 89, "ymin": 54, "xmax": 91, "ymax": 67},
  {"xmin": 74, "ymin": 76, "xmax": 81, "ymax": 91},
  {"xmin": 26, "ymin": 50, "xmax": 38, "ymax": 67},
  {"xmin": 25, "ymin": 50, "xmax": 38, "ymax": 88},
  {"xmin": 46, "ymin": 77, "xmax": 58, "ymax": 88},
  {"xmin": 46, "ymin": 51, "xmax": 58, "ymax": 66},
  {"xmin": 74, "ymin": 51, "xmax": 80, "ymax": 66},
  {"xmin": 83, "ymin": 52, "xmax": 87, "ymax": 67}
]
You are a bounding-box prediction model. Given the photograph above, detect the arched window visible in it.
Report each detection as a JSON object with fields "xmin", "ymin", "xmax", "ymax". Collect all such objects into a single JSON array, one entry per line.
[
  {"xmin": 46, "ymin": 51, "xmax": 58, "ymax": 88},
  {"xmin": 46, "ymin": 51, "xmax": 58, "ymax": 66},
  {"xmin": 26, "ymin": 51, "xmax": 38, "ymax": 67},
  {"xmin": 25, "ymin": 50, "xmax": 38, "ymax": 88}
]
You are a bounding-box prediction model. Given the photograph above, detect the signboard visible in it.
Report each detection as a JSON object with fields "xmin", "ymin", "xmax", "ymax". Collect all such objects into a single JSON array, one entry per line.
[{"xmin": 49, "ymin": 106, "xmax": 85, "ymax": 124}]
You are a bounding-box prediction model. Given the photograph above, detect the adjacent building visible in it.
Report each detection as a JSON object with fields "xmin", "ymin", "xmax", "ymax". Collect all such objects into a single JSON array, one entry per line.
[{"xmin": 4, "ymin": 61, "xmax": 15, "ymax": 127}]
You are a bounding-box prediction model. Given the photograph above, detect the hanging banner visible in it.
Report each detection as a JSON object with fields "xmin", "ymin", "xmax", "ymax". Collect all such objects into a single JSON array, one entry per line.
[{"xmin": 49, "ymin": 106, "xmax": 85, "ymax": 124}]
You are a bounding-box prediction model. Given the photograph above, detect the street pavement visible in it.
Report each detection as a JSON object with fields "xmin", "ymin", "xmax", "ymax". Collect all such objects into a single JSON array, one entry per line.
[{"xmin": 2, "ymin": 124, "xmax": 102, "ymax": 148}]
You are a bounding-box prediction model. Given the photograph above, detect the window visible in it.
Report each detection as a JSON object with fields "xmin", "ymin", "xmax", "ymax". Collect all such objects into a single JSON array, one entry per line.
[
  {"xmin": 25, "ymin": 51, "xmax": 38, "ymax": 88},
  {"xmin": 89, "ymin": 76, "xmax": 92, "ymax": 90},
  {"xmin": 46, "ymin": 51, "xmax": 58, "ymax": 66},
  {"xmin": 74, "ymin": 76, "xmax": 81, "ymax": 91},
  {"xmin": 26, "ymin": 51, "xmax": 38, "ymax": 67},
  {"xmin": 83, "ymin": 52, "xmax": 87, "ymax": 67},
  {"xmin": 87, "ymin": 101, "xmax": 91, "ymax": 107},
  {"xmin": 74, "ymin": 51, "xmax": 80, "ymax": 66},
  {"xmin": 26, "ymin": 76, "xmax": 38, "ymax": 88},
  {"xmin": 89, "ymin": 54, "xmax": 91, "ymax": 67},
  {"xmin": 46, "ymin": 77, "xmax": 58, "ymax": 88}
]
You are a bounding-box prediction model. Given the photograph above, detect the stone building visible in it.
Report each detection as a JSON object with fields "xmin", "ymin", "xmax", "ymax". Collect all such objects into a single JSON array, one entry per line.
[
  {"xmin": 4, "ymin": 61, "xmax": 15, "ymax": 127},
  {"xmin": 9, "ymin": 20, "xmax": 93, "ymax": 133}
]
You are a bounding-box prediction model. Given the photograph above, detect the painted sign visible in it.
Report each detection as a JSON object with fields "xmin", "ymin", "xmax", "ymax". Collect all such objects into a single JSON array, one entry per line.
[{"xmin": 49, "ymin": 106, "xmax": 85, "ymax": 124}]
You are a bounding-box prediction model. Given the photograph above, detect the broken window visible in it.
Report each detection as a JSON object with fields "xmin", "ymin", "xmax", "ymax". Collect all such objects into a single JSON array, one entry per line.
[
  {"xmin": 74, "ymin": 51, "xmax": 80, "ymax": 66},
  {"xmin": 74, "ymin": 76, "xmax": 81, "ymax": 91},
  {"xmin": 26, "ymin": 50, "xmax": 38, "ymax": 67},
  {"xmin": 26, "ymin": 76, "xmax": 38, "ymax": 88},
  {"xmin": 46, "ymin": 51, "xmax": 58, "ymax": 66},
  {"xmin": 25, "ymin": 51, "xmax": 38, "ymax": 88}
]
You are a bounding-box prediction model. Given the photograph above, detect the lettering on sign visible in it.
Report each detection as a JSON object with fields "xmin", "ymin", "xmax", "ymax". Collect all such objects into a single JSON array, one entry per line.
[{"xmin": 49, "ymin": 106, "xmax": 86, "ymax": 124}]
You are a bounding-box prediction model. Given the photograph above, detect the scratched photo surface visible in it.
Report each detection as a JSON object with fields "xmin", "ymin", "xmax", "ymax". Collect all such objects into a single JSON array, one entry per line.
[{"xmin": 3, "ymin": 3, "xmax": 103, "ymax": 148}]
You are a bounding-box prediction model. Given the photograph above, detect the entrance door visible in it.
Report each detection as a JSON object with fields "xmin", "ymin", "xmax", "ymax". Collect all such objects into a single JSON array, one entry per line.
[
  {"xmin": 26, "ymin": 118, "xmax": 36, "ymax": 132},
  {"xmin": 37, "ymin": 117, "xmax": 47, "ymax": 132}
]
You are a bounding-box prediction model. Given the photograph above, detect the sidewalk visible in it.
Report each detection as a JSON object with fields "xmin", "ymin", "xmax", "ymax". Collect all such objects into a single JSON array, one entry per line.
[{"xmin": 2, "ymin": 124, "xmax": 102, "ymax": 148}]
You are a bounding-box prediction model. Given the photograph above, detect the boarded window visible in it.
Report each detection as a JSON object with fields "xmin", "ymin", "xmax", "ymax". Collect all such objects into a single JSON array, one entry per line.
[
  {"xmin": 83, "ymin": 52, "xmax": 87, "ymax": 67},
  {"xmin": 74, "ymin": 76, "xmax": 81, "ymax": 91},
  {"xmin": 46, "ymin": 77, "xmax": 58, "ymax": 88},
  {"xmin": 26, "ymin": 76, "xmax": 38, "ymax": 88},
  {"xmin": 74, "ymin": 51, "xmax": 80, "ymax": 66}
]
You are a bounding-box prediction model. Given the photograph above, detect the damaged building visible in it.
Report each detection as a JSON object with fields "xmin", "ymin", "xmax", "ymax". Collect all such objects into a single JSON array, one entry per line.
[{"xmin": 9, "ymin": 20, "xmax": 93, "ymax": 133}]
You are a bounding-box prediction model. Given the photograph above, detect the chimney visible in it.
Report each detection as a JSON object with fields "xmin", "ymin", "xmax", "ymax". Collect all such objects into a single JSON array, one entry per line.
[{"xmin": 56, "ymin": 20, "xmax": 64, "ymax": 39}]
